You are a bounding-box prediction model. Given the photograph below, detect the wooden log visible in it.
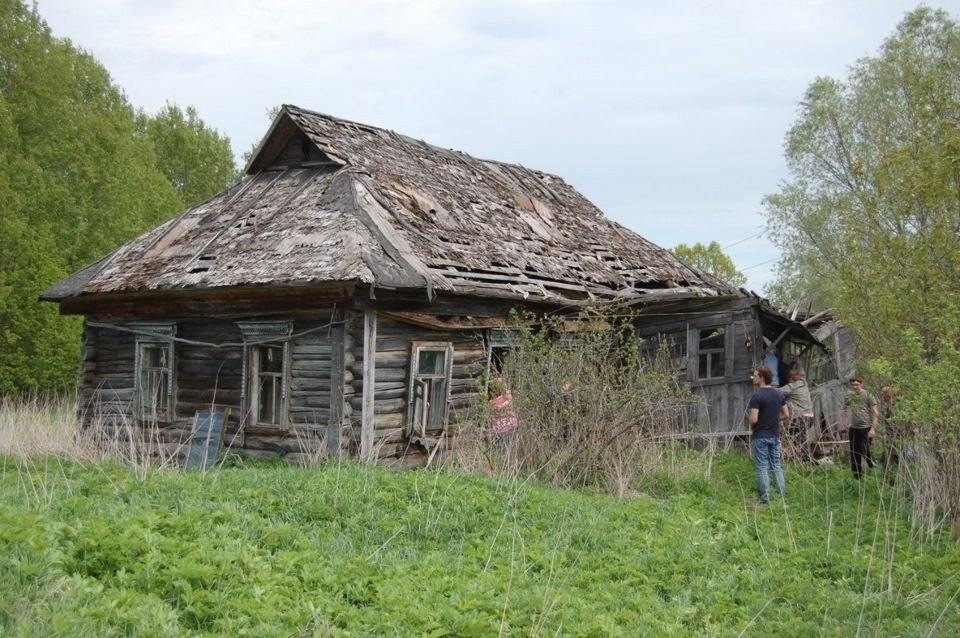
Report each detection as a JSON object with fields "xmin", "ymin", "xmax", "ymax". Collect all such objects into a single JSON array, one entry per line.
[
  {"xmin": 291, "ymin": 344, "xmax": 333, "ymax": 356},
  {"xmin": 177, "ymin": 389, "xmax": 242, "ymax": 405},
  {"xmin": 349, "ymin": 396, "xmax": 406, "ymax": 413},
  {"xmin": 348, "ymin": 365, "xmax": 405, "ymax": 382},
  {"xmin": 290, "ymin": 408, "xmax": 332, "ymax": 421},
  {"xmin": 289, "ymin": 395, "xmax": 332, "ymax": 409},
  {"xmin": 290, "ymin": 365, "xmax": 333, "ymax": 378},
  {"xmin": 373, "ymin": 414, "xmax": 404, "ymax": 430},
  {"xmin": 372, "ymin": 425, "xmax": 406, "ymax": 443},
  {"xmin": 177, "ymin": 360, "xmax": 241, "ymax": 376},
  {"xmin": 289, "ymin": 409, "xmax": 331, "ymax": 422},
  {"xmin": 453, "ymin": 349, "xmax": 485, "ymax": 364},
  {"xmin": 289, "ymin": 378, "xmax": 332, "ymax": 392}
]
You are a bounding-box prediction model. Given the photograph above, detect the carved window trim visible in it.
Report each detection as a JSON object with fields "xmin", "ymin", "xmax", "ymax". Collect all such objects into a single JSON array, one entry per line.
[
  {"xmin": 237, "ymin": 321, "xmax": 292, "ymax": 429},
  {"xmin": 133, "ymin": 323, "xmax": 176, "ymax": 424}
]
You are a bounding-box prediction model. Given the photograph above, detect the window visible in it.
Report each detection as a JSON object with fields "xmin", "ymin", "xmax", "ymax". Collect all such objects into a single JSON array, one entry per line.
[
  {"xmin": 697, "ymin": 326, "xmax": 726, "ymax": 379},
  {"xmin": 238, "ymin": 322, "xmax": 291, "ymax": 428},
  {"xmin": 487, "ymin": 328, "xmax": 520, "ymax": 381},
  {"xmin": 640, "ymin": 331, "xmax": 687, "ymax": 372},
  {"xmin": 134, "ymin": 323, "xmax": 176, "ymax": 423},
  {"xmin": 407, "ymin": 342, "xmax": 453, "ymax": 437}
]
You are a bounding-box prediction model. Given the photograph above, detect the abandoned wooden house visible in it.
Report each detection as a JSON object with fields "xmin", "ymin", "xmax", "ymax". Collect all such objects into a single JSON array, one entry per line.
[{"xmin": 42, "ymin": 104, "xmax": 825, "ymax": 466}]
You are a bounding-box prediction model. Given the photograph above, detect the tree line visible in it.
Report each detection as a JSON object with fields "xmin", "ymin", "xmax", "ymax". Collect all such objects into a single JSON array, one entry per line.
[
  {"xmin": 764, "ymin": 6, "xmax": 960, "ymax": 532},
  {"xmin": 0, "ymin": 0, "xmax": 237, "ymax": 394}
]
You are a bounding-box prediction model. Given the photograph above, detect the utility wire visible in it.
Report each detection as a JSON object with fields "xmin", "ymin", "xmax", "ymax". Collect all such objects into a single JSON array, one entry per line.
[
  {"xmin": 722, "ymin": 230, "xmax": 765, "ymax": 250},
  {"xmin": 742, "ymin": 257, "xmax": 779, "ymax": 271}
]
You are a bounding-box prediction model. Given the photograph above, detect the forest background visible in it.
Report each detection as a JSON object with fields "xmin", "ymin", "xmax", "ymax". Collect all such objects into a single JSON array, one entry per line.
[{"xmin": 0, "ymin": 0, "xmax": 237, "ymax": 394}]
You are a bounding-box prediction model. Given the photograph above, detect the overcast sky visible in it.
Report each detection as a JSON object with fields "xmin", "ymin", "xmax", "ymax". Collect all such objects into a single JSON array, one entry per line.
[{"xmin": 35, "ymin": 0, "xmax": 937, "ymax": 293}]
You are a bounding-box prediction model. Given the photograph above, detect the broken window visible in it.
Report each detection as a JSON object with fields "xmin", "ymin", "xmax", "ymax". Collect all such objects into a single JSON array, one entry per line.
[
  {"xmin": 237, "ymin": 321, "xmax": 292, "ymax": 428},
  {"xmin": 134, "ymin": 323, "xmax": 176, "ymax": 423},
  {"xmin": 697, "ymin": 326, "xmax": 726, "ymax": 379},
  {"xmin": 407, "ymin": 342, "xmax": 453, "ymax": 437},
  {"xmin": 486, "ymin": 328, "xmax": 521, "ymax": 382},
  {"xmin": 640, "ymin": 331, "xmax": 687, "ymax": 372}
]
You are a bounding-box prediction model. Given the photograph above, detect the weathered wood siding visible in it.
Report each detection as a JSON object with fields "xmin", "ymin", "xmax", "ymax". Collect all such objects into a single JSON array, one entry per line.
[
  {"xmin": 78, "ymin": 313, "xmax": 343, "ymax": 461},
  {"xmin": 348, "ymin": 311, "xmax": 486, "ymax": 464},
  {"xmin": 79, "ymin": 322, "xmax": 136, "ymax": 429},
  {"xmin": 635, "ymin": 301, "xmax": 757, "ymax": 433}
]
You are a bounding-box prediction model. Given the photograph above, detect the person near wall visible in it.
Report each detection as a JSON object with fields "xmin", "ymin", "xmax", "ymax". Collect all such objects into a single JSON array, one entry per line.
[
  {"xmin": 780, "ymin": 369, "xmax": 816, "ymax": 462},
  {"xmin": 489, "ymin": 377, "xmax": 518, "ymax": 437},
  {"xmin": 761, "ymin": 345, "xmax": 781, "ymax": 387},
  {"xmin": 844, "ymin": 376, "xmax": 878, "ymax": 479},
  {"xmin": 748, "ymin": 365, "xmax": 789, "ymax": 504}
]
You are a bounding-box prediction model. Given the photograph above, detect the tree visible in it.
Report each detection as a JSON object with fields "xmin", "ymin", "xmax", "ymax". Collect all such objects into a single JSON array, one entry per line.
[
  {"xmin": 0, "ymin": 0, "xmax": 234, "ymax": 393},
  {"xmin": 763, "ymin": 7, "xmax": 960, "ymax": 533},
  {"xmin": 669, "ymin": 241, "xmax": 747, "ymax": 288},
  {"xmin": 138, "ymin": 103, "xmax": 237, "ymax": 207}
]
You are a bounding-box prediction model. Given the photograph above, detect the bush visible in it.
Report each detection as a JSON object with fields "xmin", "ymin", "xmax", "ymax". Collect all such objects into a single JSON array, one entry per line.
[{"xmin": 445, "ymin": 315, "xmax": 701, "ymax": 494}]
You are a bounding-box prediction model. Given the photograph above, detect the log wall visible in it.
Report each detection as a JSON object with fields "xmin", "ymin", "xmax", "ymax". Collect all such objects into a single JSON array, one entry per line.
[
  {"xmin": 347, "ymin": 311, "xmax": 487, "ymax": 464},
  {"xmin": 78, "ymin": 312, "xmax": 341, "ymax": 462}
]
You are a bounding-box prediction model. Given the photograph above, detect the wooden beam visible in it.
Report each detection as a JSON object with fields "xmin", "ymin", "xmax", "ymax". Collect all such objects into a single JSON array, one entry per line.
[
  {"xmin": 328, "ymin": 308, "xmax": 345, "ymax": 458},
  {"xmin": 360, "ymin": 310, "xmax": 377, "ymax": 461}
]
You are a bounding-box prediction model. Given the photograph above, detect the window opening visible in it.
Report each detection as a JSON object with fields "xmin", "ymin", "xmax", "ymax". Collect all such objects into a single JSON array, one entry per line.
[
  {"xmin": 237, "ymin": 322, "xmax": 291, "ymax": 428},
  {"xmin": 640, "ymin": 331, "xmax": 687, "ymax": 372},
  {"xmin": 133, "ymin": 323, "xmax": 176, "ymax": 423},
  {"xmin": 698, "ymin": 326, "xmax": 726, "ymax": 379},
  {"xmin": 408, "ymin": 343, "xmax": 453, "ymax": 437}
]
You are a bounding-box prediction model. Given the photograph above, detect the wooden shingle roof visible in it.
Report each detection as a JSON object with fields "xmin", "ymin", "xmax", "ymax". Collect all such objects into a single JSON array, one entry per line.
[{"xmin": 43, "ymin": 105, "xmax": 737, "ymax": 305}]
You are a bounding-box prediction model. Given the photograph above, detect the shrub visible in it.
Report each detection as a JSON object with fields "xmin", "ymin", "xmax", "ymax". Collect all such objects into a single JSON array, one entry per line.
[{"xmin": 445, "ymin": 314, "xmax": 701, "ymax": 494}]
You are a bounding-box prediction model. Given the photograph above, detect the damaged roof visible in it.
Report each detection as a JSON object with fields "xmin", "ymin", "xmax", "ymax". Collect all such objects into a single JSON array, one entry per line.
[{"xmin": 43, "ymin": 104, "xmax": 738, "ymax": 305}]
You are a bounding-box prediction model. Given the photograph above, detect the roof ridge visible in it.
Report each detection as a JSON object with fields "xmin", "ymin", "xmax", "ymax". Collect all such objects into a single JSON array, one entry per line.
[{"xmin": 283, "ymin": 104, "xmax": 568, "ymax": 182}]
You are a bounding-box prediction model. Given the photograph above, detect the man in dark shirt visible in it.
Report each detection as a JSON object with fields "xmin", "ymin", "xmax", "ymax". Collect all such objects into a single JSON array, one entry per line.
[{"xmin": 748, "ymin": 365, "xmax": 789, "ymax": 504}]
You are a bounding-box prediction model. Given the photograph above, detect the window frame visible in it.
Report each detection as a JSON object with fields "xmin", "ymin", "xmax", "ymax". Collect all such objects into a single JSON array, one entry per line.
[
  {"xmin": 406, "ymin": 341, "xmax": 454, "ymax": 437},
  {"xmin": 237, "ymin": 321, "xmax": 292, "ymax": 430},
  {"xmin": 639, "ymin": 331, "xmax": 688, "ymax": 374},
  {"xmin": 133, "ymin": 323, "xmax": 176, "ymax": 424},
  {"xmin": 485, "ymin": 328, "xmax": 521, "ymax": 391},
  {"xmin": 690, "ymin": 324, "xmax": 731, "ymax": 382}
]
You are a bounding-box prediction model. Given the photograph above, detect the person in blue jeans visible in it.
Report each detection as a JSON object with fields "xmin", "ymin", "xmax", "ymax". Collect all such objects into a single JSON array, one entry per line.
[{"xmin": 748, "ymin": 365, "xmax": 789, "ymax": 504}]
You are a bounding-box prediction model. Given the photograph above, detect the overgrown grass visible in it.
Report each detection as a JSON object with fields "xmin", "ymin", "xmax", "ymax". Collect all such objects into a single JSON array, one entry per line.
[{"xmin": 2, "ymin": 400, "xmax": 959, "ymax": 636}]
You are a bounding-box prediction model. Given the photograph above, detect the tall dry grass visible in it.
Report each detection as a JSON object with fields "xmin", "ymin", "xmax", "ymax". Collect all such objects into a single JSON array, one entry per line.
[
  {"xmin": 0, "ymin": 395, "xmax": 79, "ymax": 459},
  {"xmin": 0, "ymin": 395, "xmax": 196, "ymax": 477}
]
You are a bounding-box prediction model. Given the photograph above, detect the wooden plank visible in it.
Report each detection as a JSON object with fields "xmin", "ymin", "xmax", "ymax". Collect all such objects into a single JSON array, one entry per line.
[
  {"xmin": 329, "ymin": 311, "xmax": 346, "ymax": 457},
  {"xmin": 361, "ymin": 310, "xmax": 376, "ymax": 461}
]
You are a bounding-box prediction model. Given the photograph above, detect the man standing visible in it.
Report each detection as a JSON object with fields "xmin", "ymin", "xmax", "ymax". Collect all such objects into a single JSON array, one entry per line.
[
  {"xmin": 748, "ymin": 365, "xmax": 789, "ymax": 504},
  {"xmin": 844, "ymin": 377, "xmax": 878, "ymax": 479},
  {"xmin": 780, "ymin": 370, "xmax": 816, "ymax": 462}
]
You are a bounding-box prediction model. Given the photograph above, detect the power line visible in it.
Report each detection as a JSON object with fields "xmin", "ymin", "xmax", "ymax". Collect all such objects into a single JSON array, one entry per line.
[
  {"xmin": 742, "ymin": 257, "xmax": 779, "ymax": 271},
  {"xmin": 722, "ymin": 230, "xmax": 765, "ymax": 250}
]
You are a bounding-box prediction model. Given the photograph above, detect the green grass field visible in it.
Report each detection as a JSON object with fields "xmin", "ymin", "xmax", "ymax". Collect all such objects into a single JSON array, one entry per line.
[{"xmin": 2, "ymin": 448, "xmax": 958, "ymax": 637}]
